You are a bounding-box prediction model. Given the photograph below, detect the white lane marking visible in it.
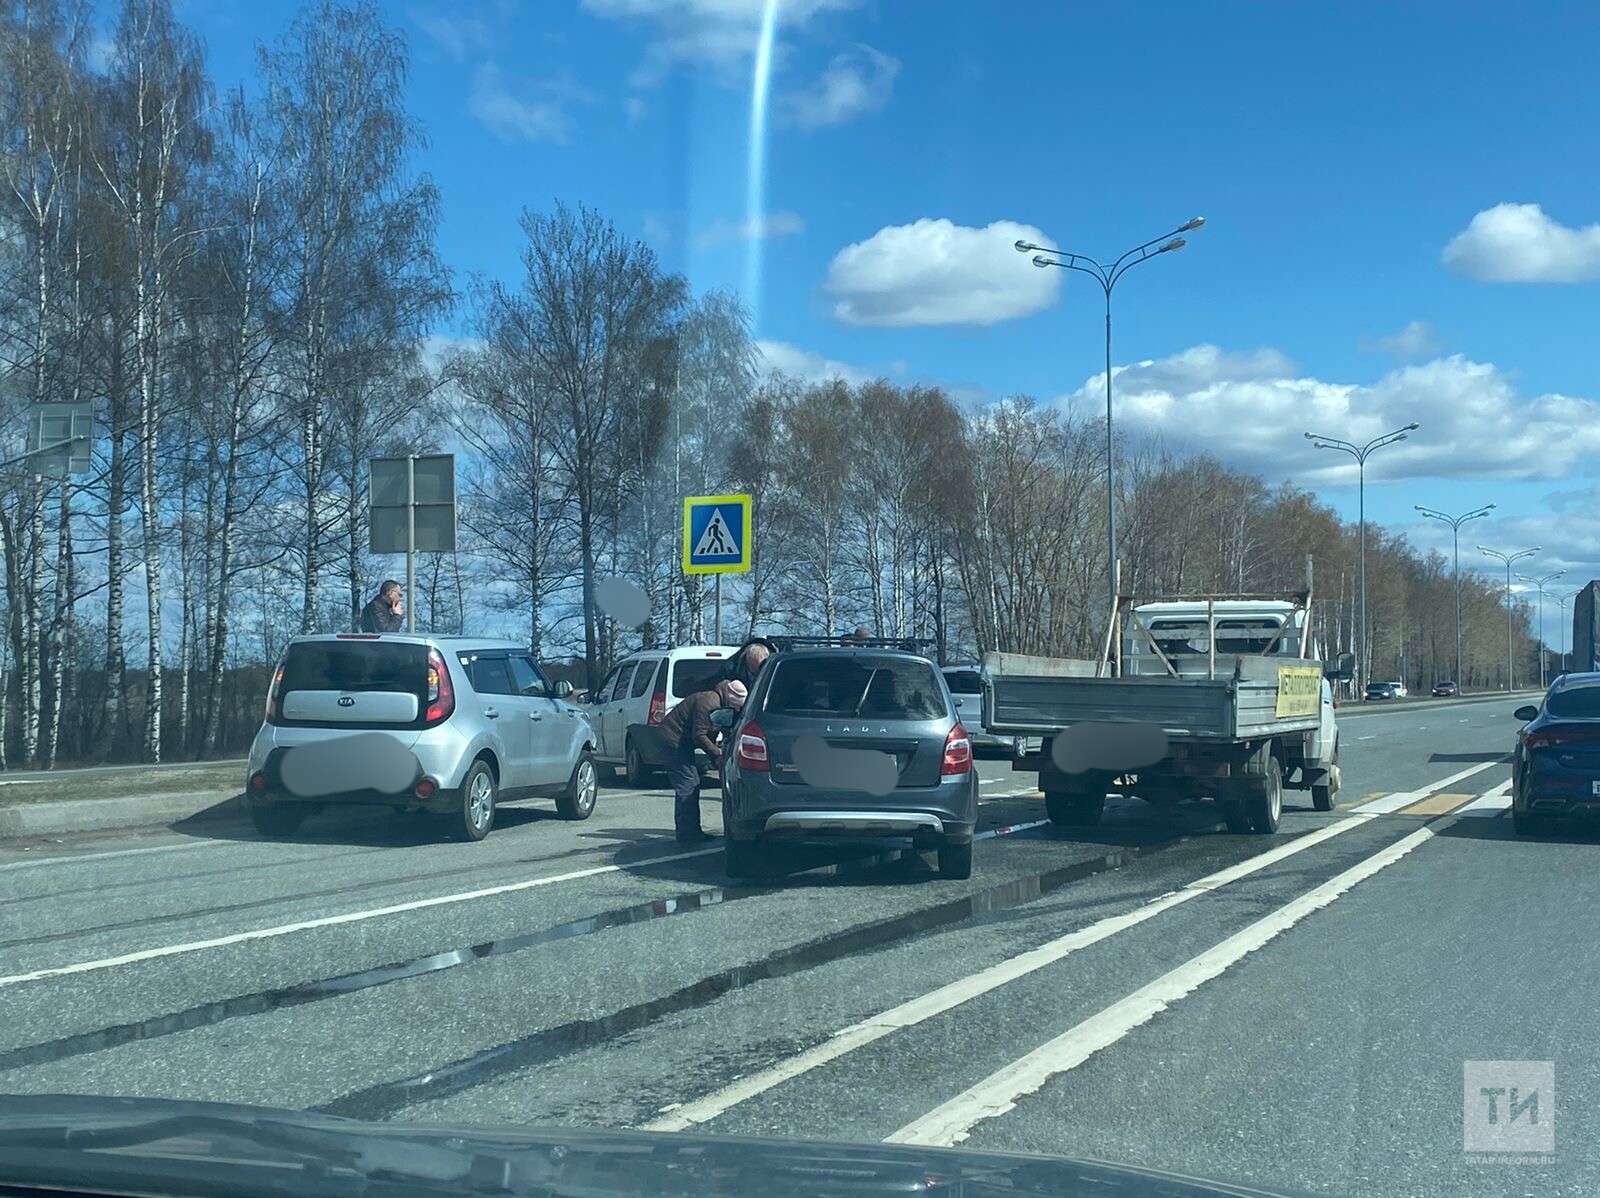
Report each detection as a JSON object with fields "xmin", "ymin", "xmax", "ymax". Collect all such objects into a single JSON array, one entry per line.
[
  {"xmin": 0, "ymin": 840, "xmax": 215, "ymax": 874},
  {"xmin": 888, "ymin": 818, "xmax": 1446, "ymax": 1146},
  {"xmin": 975, "ymin": 820, "xmax": 1048, "ymax": 841},
  {"xmin": 1459, "ymin": 782, "xmax": 1511, "ymax": 816},
  {"xmin": 1356, "ymin": 735, "xmax": 1376, "ymax": 741},
  {"xmin": 0, "ymin": 846, "xmax": 722, "ymax": 990},
  {"xmin": 0, "ymin": 779, "xmax": 41, "ymax": 787},
  {"xmin": 641, "ymin": 810, "xmax": 1379, "ymax": 1132},
  {"xmin": 1352, "ymin": 757, "xmax": 1504, "ymax": 813}
]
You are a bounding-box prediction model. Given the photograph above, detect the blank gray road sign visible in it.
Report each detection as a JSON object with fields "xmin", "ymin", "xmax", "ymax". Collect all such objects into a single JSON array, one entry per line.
[
  {"xmin": 27, "ymin": 403, "xmax": 93, "ymax": 476},
  {"xmin": 369, "ymin": 454, "xmax": 457, "ymax": 554}
]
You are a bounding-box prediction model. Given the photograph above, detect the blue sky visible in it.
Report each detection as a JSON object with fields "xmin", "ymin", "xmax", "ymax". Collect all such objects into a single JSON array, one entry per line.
[{"xmin": 179, "ymin": 0, "xmax": 1600, "ymax": 609}]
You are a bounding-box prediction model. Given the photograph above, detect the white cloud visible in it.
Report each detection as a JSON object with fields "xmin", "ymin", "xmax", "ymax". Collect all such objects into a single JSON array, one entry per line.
[
  {"xmin": 86, "ymin": 35, "xmax": 115, "ymax": 72},
  {"xmin": 824, "ymin": 218, "xmax": 1061, "ymax": 327},
  {"xmin": 408, "ymin": 2, "xmax": 514, "ymax": 62},
  {"xmin": 695, "ymin": 210, "xmax": 805, "ymax": 250},
  {"xmin": 1363, "ymin": 319, "xmax": 1445, "ymax": 359},
  {"xmin": 1055, "ymin": 344, "xmax": 1600, "ymax": 485},
  {"xmin": 1443, "ymin": 202, "xmax": 1600, "ymax": 283},
  {"xmin": 624, "ymin": 96, "xmax": 648, "ymax": 121},
  {"xmin": 780, "ymin": 44, "xmax": 898, "ymax": 129},
  {"xmin": 641, "ymin": 212, "xmax": 677, "ymax": 247},
  {"xmin": 469, "ymin": 64, "xmax": 585, "ymax": 144},
  {"xmin": 754, "ymin": 338, "xmax": 875, "ymax": 386},
  {"xmin": 583, "ymin": 0, "xmax": 858, "ymax": 78}
]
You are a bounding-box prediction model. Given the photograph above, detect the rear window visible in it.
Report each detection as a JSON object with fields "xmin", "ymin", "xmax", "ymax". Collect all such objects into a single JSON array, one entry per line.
[
  {"xmin": 280, "ymin": 641, "xmax": 428, "ymax": 695},
  {"xmin": 764, "ymin": 657, "xmax": 948, "ymax": 720},
  {"xmin": 1545, "ymin": 686, "xmax": 1600, "ymax": 719},
  {"xmin": 670, "ymin": 657, "xmax": 725, "ymax": 698},
  {"xmin": 943, "ymin": 669, "xmax": 984, "ymax": 695}
]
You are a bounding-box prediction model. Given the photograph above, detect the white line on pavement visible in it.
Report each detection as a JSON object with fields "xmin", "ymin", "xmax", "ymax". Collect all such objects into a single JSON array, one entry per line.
[
  {"xmin": 641, "ymin": 809, "xmax": 1381, "ymax": 1132},
  {"xmin": 1458, "ymin": 782, "xmax": 1511, "ymax": 816},
  {"xmin": 0, "ymin": 846, "xmax": 722, "ymax": 991},
  {"xmin": 0, "ymin": 839, "xmax": 215, "ymax": 874},
  {"xmin": 1351, "ymin": 757, "xmax": 1505, "ymax": 813},
  {"xmin": 887, "ymin": 815, "xmax": 1453, "ymax": 1146}
]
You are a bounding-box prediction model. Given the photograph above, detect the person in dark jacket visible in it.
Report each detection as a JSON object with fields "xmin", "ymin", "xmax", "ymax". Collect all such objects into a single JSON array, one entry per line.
[
  {"xmin": 359, "ymin": 581, "xmax": 405, "ymax": 633},
  {"xmin": 657, "ymin": 678, "xmax": 747, "ymax": 843}
]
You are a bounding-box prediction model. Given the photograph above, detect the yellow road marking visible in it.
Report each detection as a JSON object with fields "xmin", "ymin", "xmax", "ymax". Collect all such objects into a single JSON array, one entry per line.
[{"xmin": 1396, "ymin": 792, "xmax": 1475, "ymax": 817}]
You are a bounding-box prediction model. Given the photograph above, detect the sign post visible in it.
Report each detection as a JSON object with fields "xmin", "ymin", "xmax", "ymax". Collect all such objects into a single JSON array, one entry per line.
[
  {"xmin": 682, "ymin": 493, "xmax": 752, "ymax": 643},
  {"xmin": 13, "ymin": 403, "xmax": 93, "ymax": 476},
  {"xmin": 370, "ymin": 454, "xmax": 457, "ymax": 632}
]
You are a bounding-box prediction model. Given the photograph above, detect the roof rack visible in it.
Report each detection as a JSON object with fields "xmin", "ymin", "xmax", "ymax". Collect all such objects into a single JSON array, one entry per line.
[{"xmin": 767, "ymin": 635, "xmax": 936, "ymax": 653}]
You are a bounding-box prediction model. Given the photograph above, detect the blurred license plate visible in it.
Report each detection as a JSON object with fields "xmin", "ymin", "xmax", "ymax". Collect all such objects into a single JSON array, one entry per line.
[{"xmin": 1591, "ymin": 781, "xmax": 1600, "ymax": 796}]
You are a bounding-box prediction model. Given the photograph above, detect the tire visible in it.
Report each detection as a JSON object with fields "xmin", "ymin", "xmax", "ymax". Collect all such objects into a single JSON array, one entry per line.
[
  {"xmin": 249, "ymin": 801, "xmax": 306, "ymax": 837},
  {"xmin": 1245, "ymin": 757, "xmax": 1284, "ymax": 834},
  {"xmin": 1313, "ymin": 739, "xmax": 1341, "ymax": 811},
  {"xmin": 725, "ymin": 837, "xmax": 765, "ymax": 880},
  {"xmin": 624, "ymin": 736, "xmax": 652, "ymax": 788},
  {"xmin": 1512, "ymin": 808, "xmax": 1538, "ymax": 835},
  {"xmin": 557, "ymin": 752, "xmax": 599, "ymax": 820},
  {"xmin": 1045, "ymin": 789, "xmax": 1104, "ymax": 828},
  {"xmin": 937, "ymin": 839, "xmax": 974, "ymax": 880},
  {"xmin": 451, "ymin": 761, "xmax": 496, "ymax": 841}
]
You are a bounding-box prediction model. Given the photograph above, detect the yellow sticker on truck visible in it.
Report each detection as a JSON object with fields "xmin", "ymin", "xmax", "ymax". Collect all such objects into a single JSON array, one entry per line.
[{"xmin": 1275, "ymin": 665, "xmax": 1324, "ymax": 718}]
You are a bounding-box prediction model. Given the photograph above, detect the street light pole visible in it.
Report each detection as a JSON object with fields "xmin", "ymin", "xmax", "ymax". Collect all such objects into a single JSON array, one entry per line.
[
  {"xmin": 1015, "ymin": 217, "xmax": 1205, "ymax": 632},
  {"xmin": 1304, "ymin": 423, "xmax": 1419, "ymax": 694},
  {"xmin": 1516, "ymin": 570, "xmax": 1566, "ymax": 690},
  {"xmin": 1415, "ymin": 503, "xmax": 1495, "ymax": 691},
  {"xmin": 1479, "ymin": 545, "xmax": 1540, "ymax": 689},
  {"xmin": 1556, "ymin": 591, "xmax": 1579, "ymax": 674}
]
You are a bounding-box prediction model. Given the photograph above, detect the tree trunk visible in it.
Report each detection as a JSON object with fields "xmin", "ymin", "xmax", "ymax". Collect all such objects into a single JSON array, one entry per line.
[
  {"xmin": 23, "ymin": 479, "xmax": 45, "ymax": 766},
  {"xmin": 139, "ymin": 263, "xmax": 164, "ymax": 763},
  {"xmin": 105, "ymin": 413, "xmax": 128, "ymax": 757},
  {"xmin": 44, "ymin": 483, "xmax": 74, "ymax": 768}
]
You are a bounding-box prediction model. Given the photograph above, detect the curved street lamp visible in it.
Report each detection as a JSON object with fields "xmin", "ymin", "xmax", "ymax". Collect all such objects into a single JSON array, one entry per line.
[
  {"xmin": 1479, "ymin": 545, "xmax": 1541, "ymax": 689},
  {"xmin": 1415, "ymin": 503, "xmax": 1495, "ymax": 691},
  {"xmin": 1015, "ymin": 217, "xmax": 1205, "ymax": 629},
  {"xmin": 1303, "ymin": 423, "xmax": 1420, "ymax": 691},
  {"xmin": 1517, "ymin": 569, "xmax": 1567, "ymax": 690}
]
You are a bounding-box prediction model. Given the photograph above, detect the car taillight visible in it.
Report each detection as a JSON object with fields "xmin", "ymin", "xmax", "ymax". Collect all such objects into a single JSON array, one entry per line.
[
  {"xmin": 736, "ymin": 722, "xmax": 769, "ymax": 771},
  {"xmin": 942, "ymin": 723, "xmax": 973, "ymax": 776},
  {"xmin": 415, "ymin": 777, "xmax": 438, "ymax": 799},
  {"xmin": 1525, "ymin": 727, "xmax": 1600, "ymax": 751},
  {"xmin": 648, "ymin": 692, "xmax": 666, "ymax": 725},
  {"xmin": 248, "ymin": 770, "xmax": 267, "ymax": 792},
  {"xmin": 425, "ymin": 649, "xmax": 455, "ymax": 724},
  {"xmin": 264, "ymin": 661, "xmax": 285, "ymax": 724}
]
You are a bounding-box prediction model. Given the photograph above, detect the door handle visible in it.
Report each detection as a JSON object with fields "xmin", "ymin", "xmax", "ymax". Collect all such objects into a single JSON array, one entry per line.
[
  {"xmin": 484, "ymin": 708, "xmax": 500, "ymax": 719},
  {"xmin": 530, "ymin": 711, "xmax": 543, "ymax": 721}
]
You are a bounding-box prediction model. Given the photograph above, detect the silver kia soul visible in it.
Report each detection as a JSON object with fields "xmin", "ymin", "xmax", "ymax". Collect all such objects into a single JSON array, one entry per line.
[{"xmin": 246, "ymin": 634, "xmax": 599, "ymax": 841}]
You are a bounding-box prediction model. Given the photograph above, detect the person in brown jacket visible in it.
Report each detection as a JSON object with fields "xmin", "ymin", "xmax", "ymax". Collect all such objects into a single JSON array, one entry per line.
[{"xmin": 657, "ymin": 678, "xmax": 747, "ymax": 843}]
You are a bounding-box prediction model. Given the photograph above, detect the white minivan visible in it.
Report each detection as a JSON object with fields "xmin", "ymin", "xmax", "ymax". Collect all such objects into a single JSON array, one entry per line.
[{"xmin": 584, "ymin": 645, "xmax": 741, "ymax": 784}]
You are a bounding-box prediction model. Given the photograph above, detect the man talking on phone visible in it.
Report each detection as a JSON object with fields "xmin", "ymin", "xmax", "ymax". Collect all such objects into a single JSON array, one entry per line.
[{"xmin": 360, "ymin": 580, "xmax": 405, "ymax": 633}]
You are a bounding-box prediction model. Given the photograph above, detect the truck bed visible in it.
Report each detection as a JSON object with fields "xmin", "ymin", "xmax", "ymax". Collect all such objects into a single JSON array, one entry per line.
[{"xmin": 982, "ymin": 653, "xmax": 1323, "ymax": 743}]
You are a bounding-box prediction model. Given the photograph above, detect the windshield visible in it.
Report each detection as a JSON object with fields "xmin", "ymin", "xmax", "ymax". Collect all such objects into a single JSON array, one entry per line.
[
  {"xmin": 765, "ymin": 658, "xmax": 949, "ymax": 720},
  {"xmin": 2, "ymin": 5, "xmax": 1592, "ymax": 1198}
]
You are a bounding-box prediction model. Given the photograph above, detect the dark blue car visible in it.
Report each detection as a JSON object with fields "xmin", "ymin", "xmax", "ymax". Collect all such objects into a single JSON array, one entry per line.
[{"xmin": 1512, "ymin": 673, "xmax": 1600, "ymax": 834}]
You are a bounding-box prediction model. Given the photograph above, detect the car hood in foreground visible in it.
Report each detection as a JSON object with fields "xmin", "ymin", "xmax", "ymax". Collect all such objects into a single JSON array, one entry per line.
[{"xmin": 0, "ymin": 1093, "xmax": 1327, "ymax": 1198}]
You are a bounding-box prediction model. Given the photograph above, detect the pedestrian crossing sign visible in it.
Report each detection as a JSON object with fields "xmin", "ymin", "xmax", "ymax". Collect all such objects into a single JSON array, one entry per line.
[{"xmin": 683, "ymin": 493, "xmax": 751, "ymax": 575}]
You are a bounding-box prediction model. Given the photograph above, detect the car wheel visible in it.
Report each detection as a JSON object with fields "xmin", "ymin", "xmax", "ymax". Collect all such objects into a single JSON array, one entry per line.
[
  {"xmin": 937, "ymin": 839, "xmax": 973, "ymax": 880},
  {"xmin": 725, "ymin": 837, "xmax": 766, "ymax": 880},
  {"xmin": 1045, "ymin": 790, "xmax": 1104, "ymax": 827},
  {"xmin": 625, "ymin": 736, "xmax": 652, "ymax": 788},
  {"xmin": 557, "ymin": 752, "xmax": 599, "ymax": 820},
  {"xmin": 1245, "ymin": 757, "xmax": 1284, "ymax": 834},
  {"xmin": 452, "ymin": 761, "xmax": 496, "ymax": 841},
  {"xmin": 249, "ymin": 801, "xmax": 306, "ymax": 837}
]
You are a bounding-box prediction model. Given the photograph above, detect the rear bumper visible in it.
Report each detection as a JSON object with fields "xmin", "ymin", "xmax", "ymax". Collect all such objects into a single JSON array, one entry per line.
[
  {"xmin": 725, "ymin": 774, "xmax": 977, "ymax": 845},
  {"xmin": 249, "ymin": 785, "xmax": 456, "ymax": 815},
  {"xmin": 1520, "ymin": 774, "xmax": 1600, "ymax": 816}
]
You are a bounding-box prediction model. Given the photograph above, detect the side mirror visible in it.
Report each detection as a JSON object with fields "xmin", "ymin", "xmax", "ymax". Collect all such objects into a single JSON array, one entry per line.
[
  {"xmin": 710, "ymin": 707, "xmax": 736, "ymax": 730},
  {"xmin": 553, "ymin": 680, "xmax": 573, "ymax": 699},
  {"xmin": 1323, "ymin": 652, "xmax": 1356, "ymax": 682},
  {"xmin": 1514, "ymin": 705, "xmax": 1540, "ymax": 722}
]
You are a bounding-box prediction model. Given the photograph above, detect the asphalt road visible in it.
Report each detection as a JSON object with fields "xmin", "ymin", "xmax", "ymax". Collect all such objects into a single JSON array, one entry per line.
[{"xmin": 1, "ymin": 696, "xmax": 1587, "ymax": 1197}]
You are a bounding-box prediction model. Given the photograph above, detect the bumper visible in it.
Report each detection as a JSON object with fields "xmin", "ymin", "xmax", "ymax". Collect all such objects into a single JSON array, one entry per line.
[
  {"xmin": 725, "ymin": 774, "xmax": 977, "ymax": 845},
  {"xmin": 1520, "ymin": 778, "xmax": 1600, "ymax": 817},
  {"xmin": 249, "ymin": 785, "xmax": 457, "ymax": 815}
]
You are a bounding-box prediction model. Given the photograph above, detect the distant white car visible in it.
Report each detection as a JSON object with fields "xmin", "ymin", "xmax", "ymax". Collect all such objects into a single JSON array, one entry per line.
[
  {"xmin": 941, "ymin": 665, "xmax": 1009, "ymax": 753},
  {"xmin": 583, "ymin": 644, "xmax": 743, "ymax": 783}
]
